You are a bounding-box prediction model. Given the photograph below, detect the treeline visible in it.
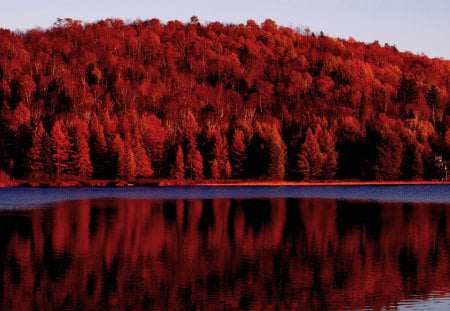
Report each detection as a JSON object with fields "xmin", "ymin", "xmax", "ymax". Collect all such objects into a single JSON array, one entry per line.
[{"xmin": 1, "ymin": 17, "xmax": 450, "ymax": 182}]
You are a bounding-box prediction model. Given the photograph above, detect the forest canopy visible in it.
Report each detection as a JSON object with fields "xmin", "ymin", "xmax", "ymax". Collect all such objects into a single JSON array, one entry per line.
[{"xmin": 1, "ymin": 17, "xmax": 449, "ymax": 183}]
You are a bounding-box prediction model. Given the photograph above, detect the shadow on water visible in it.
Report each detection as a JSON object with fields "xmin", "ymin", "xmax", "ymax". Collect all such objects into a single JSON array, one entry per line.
[{"xmin": 0, "ymin": 198, "xmax": 449, "ymax": 310}]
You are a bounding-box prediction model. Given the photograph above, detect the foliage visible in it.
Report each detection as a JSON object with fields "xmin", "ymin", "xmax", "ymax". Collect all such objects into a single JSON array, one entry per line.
[{"xmin": 0, "ymin": 18, "xmax": 449, "ymax": 181}]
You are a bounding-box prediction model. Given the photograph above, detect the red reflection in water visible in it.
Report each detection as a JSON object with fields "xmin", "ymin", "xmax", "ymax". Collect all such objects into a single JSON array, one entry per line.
[{"xmin": 0, "ymin": 199, "xmax": 449, "ymax": 310}]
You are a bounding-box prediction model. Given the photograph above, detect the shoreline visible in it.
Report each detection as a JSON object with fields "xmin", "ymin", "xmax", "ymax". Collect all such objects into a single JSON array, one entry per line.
[{"xmin": 1, "ymin": 179, "xmax": 449, "ymax": 188}]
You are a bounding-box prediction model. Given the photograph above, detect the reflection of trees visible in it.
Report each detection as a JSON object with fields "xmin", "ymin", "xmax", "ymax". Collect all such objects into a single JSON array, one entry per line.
[{"xmin": 0, "ymin": 199, "xmax": 449, "ymax": 309}]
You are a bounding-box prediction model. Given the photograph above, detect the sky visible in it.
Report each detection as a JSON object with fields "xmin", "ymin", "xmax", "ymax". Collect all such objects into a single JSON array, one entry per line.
[{"xmin": 1, "ymin": 0, "xmax": 449, "ymax": 59}]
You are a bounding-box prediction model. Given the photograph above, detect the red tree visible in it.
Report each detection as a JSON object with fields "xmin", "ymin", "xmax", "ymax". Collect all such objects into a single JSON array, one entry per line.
[{"xmin": 50, "ymin": 120, "xmax": 71, "ymax": 179}]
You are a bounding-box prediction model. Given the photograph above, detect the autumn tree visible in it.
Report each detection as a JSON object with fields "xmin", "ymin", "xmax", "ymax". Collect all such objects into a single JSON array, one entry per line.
[{"xmin": 0, "ymin": 18, "xmax": 449, "ymax": 183}]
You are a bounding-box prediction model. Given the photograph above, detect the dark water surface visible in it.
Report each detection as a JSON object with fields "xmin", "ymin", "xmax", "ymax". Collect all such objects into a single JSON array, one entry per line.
[{"xmin": 0, "ymin": 186, "xmax": 450, "ymax": 310}]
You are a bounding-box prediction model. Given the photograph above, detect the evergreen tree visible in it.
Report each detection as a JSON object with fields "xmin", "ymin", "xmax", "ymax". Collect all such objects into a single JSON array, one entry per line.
[
  {"xmin": 211, "ymin": 159, "xmax": 220, "ymax": 180},
  {"xmin": 397, "ymin": 74, "xmax": 418, "ymax": 104},
  {"xmin": 112, "ymin": 134, "xmax": 126, "ymax": 180},
  {"xmin": 89, "ymin": 114, "xmax": 108, "ymax": 179},
  {"xmin": 296, "ymin": 152, "xmax": 310, "ymax": 180},
  {"xmin": 230, "ymin": 129, "xmax": 246, "ymax": 178},
  {"xmin": 125, "ymin": 146, "xmax": 137, "ymax": 181},
  {"xmin": 134, "ymin": 140, "xmax": 153, "ymax": 178},
  {"xmin": 191, "ymin": 148, "xmax": 204, "ymax": 180},
  {"xmin": 73, "ymin": 119, "xmax": 93, "ymax": 180},
  {"xmin": 28, "ymin": 122, "xmax": 47, "ymax": 178},
  {"xmin": 374, "ymin": 125, "xmax": 403, "ymax": 180},
  {"xmin": 172, "ymin": 145, "xmax": 185, "ymax": 180},
  {"xmin": 296, "ymin": 128, "xmax": 324, "ymax": 180},
  {"xmin": 267, "ymin": 127, "xmax": 286, "ymax": 180},
  {"xmin": 224, "ymin": 161, "xmax": 232, "ymax": 179},
  {"xmin": 425, "ymin": 84, "xmax": 439, "ymax": 127},
  {"xmin": 50, "ymin": 120, "xmax": 71, "ymax": 179},
  {"xmin": 317, "ymin": 127, "xmax": 338, "ymax": 180}
]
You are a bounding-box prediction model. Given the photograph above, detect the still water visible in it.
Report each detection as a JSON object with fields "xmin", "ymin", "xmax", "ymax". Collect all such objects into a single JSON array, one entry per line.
[{"xmin": 0, "ymin": 186, "xmax": 449, "ymax": 310}]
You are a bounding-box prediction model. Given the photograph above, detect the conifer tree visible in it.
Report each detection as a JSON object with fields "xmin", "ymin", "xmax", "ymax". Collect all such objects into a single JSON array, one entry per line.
[
  {"xmin": 317, "ymin": 127, "xmax": 338, "ymax": 180},
  {"xmin": 134, "ymin": 140, "xmax": 153, "ymax": 178},
  {"xmin": 296, "ymin": 153, "xmax": 310, "ymax": 180},
  {"xmin": 190, "ymin": 148, "xmax": 204, "ymax": 180},
  {"xmin": 374, "ymin": 125, "xmax": 403, "ymax": 180},
  {"xmin": 125, "ymin": 146, "xmax": 137, "ymax": 181},
  {"xmin": 211, "ymin": 159, "xmax": 220, "ymax": 180},
  {"xmin": 172, "ymin": 145, "xmax": 185, "ymax": 180},
  {"xmin": 50, "ymin": 120, "xmax": 71, "ymax": 179},
  {"xmin": 112, "ymin": 134, "xmax": 126, "ymax": 180},
  {"xmin": 230, "ymin": 129, "xmax": 247, "ymax": 178},
  {"xmin": 73, "ymin": 119, "xmax": 93, "ymax": 180},
  {"xmin": 224, "ymin": 161, "xmax": 232, "ymax": 179},
  {"xmin": 89, "ymin": 114, "xmax": 108, "ymax": 179},
  {"xmin": 425, "ymin": 84, "xmax": 439, "ymax": 127},
  {"xmin": 297, "ymin": 128, "xmax": 324, "ymax": 180},
  {"xmin": 267, "ymin": 127, "xmax": 286, "ymax": 180},
  {"xmin": 28, "ymin": 122, "xmax": 47, "ymax": 178},
  {"xmin": 139, "ymin": 113, "xmax": 166, "ymax": 177},
  {"xmin": 410, "ymin": 145, "xmax": 424, "ymax": 180}
]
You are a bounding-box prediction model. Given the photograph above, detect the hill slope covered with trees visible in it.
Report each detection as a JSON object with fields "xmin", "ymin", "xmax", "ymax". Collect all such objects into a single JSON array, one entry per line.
[{"xmin": 1, "ymin": 17, "xmax": 450, "ymax": 184}]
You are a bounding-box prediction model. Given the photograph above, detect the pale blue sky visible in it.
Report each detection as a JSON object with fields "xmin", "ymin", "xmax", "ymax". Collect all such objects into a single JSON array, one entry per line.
[{"xmin": 1, "ymin": 0, "xmax": 449, "ymax": 59}]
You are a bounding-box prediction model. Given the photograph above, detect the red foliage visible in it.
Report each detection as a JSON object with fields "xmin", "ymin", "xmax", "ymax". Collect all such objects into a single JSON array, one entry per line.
[{"xmin": 0, "ymin": 18, "xmax": 449, "ymax": 181}]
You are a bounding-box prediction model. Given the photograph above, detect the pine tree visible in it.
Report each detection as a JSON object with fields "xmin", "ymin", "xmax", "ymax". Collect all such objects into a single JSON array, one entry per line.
[
  {"xmin": 397, "ymin": 74, "xmax": 418, "ymax": 104},
  {"xmin": 374, "ymin": 125, "xmax": 403, "ymax": 180},
  {"xmin": 211, "ymin": 159, "xmax": 220, "ymax": 180},
  {"xmin": 317, "ymin": 128, "xmax": 338, "ymax": 180},
  {"xmin": 297, "ymin": 128, "xmax": 324, "ymax": 180},
  {"xmin": 230, "ymin": 129, "xmax": 246, "ymax": 178},
  {"xmin": 224, "ymin": 161, "xmax": 232, "ymax": 179},
  {"xmin": 28, "ymin": 122, "xmax": 47, "ymax": 178},
  {"xmin": 267, "ymin": 127, "xmax": 286, "ymax": 180},
  {"xmin": 191, "ymin": 148, "xmax": 204, "ymax": 180},
  {"xmin": 50, "ymin": 120, "xmax": 71, "ymax": 179},
  {"xmin": 112, "ymin": 134, "xmax": 126, "ymax": 180},
  {"xmin": 425, "ymin": 84, "xmax": 439, "ymax": 127},
  {"xmin": 125, "ymin": 146, "xmax": 137, "ymax": 181},
  {"xmin": 139, "ymin": 113, "xmax": 166, "ymax": 177},
  {"xmin": 134, "ymin": 140, "xmax": 153, "ymax": 178},
  {"xmin": 73, "ymin": 119, "xmax": 93, "ymax": 180},
  {"xmin": 410, "ymin": 145, "xmax": 424, "ymax": 180},
  {"xmin": 89, "ymin": 114, "xmax": 108, "ymax": 179},
  {"xmin": 296, "ymin": 152, "xmax": 310, "ymax": 180},
  {"xmin": 172, "ymin": 145, "xmax": 185, "ymax": 180}
]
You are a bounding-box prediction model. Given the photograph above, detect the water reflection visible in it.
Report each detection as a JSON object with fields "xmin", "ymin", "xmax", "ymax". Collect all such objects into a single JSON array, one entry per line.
[{"xmin": 0, "ymin": 198, "xmax": 449, "ymax": 310}]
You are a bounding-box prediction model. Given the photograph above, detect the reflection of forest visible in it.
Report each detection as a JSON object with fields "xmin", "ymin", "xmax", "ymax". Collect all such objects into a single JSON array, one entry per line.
[{"xmin": 0, "ymin": 199, "xmax": 449, "ymax": 310}]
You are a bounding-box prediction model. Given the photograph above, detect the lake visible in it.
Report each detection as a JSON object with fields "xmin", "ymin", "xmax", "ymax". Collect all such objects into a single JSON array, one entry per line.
[{"xmin": 0, "ymin": 186, "xmax": 449, "ymax": 310}]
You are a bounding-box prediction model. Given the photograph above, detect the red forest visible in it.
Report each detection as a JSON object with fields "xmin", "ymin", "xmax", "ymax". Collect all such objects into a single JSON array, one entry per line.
[{"xmin": 1, "ymin": 17, "xmax": 450, "ymax": 183}]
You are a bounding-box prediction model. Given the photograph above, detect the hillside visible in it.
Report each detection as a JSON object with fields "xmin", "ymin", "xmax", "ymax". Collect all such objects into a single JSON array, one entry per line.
[{"xmin": 0, "ymin": 17, "xmax": 449, "ymax": 183}]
